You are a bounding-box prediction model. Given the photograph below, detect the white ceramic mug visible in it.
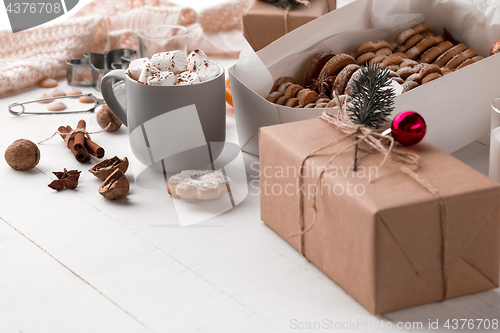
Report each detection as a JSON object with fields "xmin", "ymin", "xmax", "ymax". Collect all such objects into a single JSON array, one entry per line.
[{"xmin": 100, "ymin": 64, "xmax": 226, "ymax": 173}]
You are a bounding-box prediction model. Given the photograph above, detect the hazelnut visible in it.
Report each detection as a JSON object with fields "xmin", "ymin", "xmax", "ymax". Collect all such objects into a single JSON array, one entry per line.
[
  {"xmin": 99, "ymin": 168, "xmax": 129, "ymax": 200},
  {"xmin": 5, "ymin": 139, "xmax": 40, "ymax": 170},
  {"xmin": 89, "ymin": 156, "xmax": 129, "ymax": 179},
  {"xmin": 97, "ymin": 105, "xmax": 122, "ymax": 131}
]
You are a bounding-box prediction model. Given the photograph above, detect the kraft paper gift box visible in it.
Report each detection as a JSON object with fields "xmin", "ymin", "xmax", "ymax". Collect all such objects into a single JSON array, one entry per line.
[
  {"xmin": 242, "ymin": 0, "xmax": 337, "ymax": 51},
  {"xmin": 259, "ymin": 118, "xmax": 500, "ymax": 314},
  {"xmin": 230, "ymin": 0, "xmax": 500, "ymax": 156}
]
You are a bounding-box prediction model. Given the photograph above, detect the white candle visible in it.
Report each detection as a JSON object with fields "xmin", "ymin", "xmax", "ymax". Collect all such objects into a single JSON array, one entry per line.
[{"xmin": 489, "ymin": 127, "xmax": 500, "ymax": 182}]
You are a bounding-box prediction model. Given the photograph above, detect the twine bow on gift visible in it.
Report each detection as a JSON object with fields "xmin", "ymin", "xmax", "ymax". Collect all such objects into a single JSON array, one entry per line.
[
  {"xmin": 262, "ymin": 0, "xmax": 311, "ymax": 34},
  {"xmin": 290, "ymin": 100, "xmax": 450, "ymax": 300}
]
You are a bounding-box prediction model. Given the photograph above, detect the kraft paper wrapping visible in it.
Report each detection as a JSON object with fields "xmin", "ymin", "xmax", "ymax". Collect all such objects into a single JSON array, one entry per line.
[
  {"xmin": 259, "ymin": 118, "xmax": 500, "ymax": 314},
  {"xmin": 243, "ymin": 0, "xmax": 337, "ymax": 51}
]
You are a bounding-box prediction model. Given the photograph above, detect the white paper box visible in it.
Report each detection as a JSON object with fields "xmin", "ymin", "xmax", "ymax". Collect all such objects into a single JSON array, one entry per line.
[{"xmin": 229, "ymin": 0, "xmax": 500, "ymax": 156}]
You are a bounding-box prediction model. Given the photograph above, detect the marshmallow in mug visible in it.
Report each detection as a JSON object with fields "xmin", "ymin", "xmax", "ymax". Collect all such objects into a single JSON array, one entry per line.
[
  {"xmin": 186, "ymin": 49, "xmax": 220, "ymax": 82},
  {"xmin": 151, "ymin": 50, "xmax": 187, "ymax": 74},
  {"xmin": 176, "ymin": 71, "xmax": 200, "ymax": 85},
  {"xmin": 127, "ymin": 58, "xmax": 150, "ymax": 81},
  {"xmin": 126, "ymin": 49, "xmax": 220, "ymax": 86},
  {"xmin": 148, "ymin": 71, "xmax": 175, "ymax": 86},
  {"xmin": 137, "ymin": 64, "xmax": 160, "ymax": 84}
]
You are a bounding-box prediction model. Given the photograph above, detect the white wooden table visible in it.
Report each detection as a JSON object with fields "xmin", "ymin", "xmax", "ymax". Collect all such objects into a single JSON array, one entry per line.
[
  {"xmin": 2, "ymin": 0, "xmax": 500, "ymax": 330},
  {"xmin": 0, "ymin": 54, "xmax": 498, "ymax": 333}
]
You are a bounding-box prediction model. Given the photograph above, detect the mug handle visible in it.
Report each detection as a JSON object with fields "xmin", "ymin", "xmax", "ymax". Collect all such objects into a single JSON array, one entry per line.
[{"xmin": 101, "ymin": 69, "xmax": 128, "ymax": 127}]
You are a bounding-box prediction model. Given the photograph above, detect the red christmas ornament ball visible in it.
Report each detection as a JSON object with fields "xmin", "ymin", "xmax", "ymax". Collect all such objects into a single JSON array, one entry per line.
[{"xmin": 391, "ymin": 111, "xmax": 427, "ymax": 146}]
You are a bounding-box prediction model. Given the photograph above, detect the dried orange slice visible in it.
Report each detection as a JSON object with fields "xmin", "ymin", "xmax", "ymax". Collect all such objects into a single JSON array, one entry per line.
[{"xmin": 225, "ymin": 78, "xmax": 233, "ymax": 107}]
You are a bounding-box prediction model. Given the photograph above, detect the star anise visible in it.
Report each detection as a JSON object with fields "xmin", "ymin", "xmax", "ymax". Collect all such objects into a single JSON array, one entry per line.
[
  {"xmin": 48, "ymin": 168, "xmax": 81, "ymax": 191},
  {"xmin": 307, "ymin": 75, "xmax": 336, "ymax": 96}
]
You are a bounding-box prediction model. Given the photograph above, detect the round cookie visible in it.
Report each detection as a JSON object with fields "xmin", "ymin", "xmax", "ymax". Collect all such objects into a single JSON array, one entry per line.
[
  {"xmin": 299, "ymin": 90, "xmax": 320, "ymax": 106},
  {"xmin": 36, "ymin": 92, "xmax": 54, "ymax": 104},
  {"xmin": 284, "ymin": 84, "xmax": 304, "ymax": 98},
  {"xmin": 402, "ymin": 80, "xmax": 420, "ymax": 93},
  {"xmin": 333, "ymin": 64, "xmax": 360, "ymax": 96},
  {"xmin": 373, "ymin": 40, "xmax": 392, "ymax": 51},
  {"xmin": 445, "ymin": 48, "xmax": 477, "ymax": 70},
  {"xmin": 356, "ymin": 52, "xmax": 375, "ymax": 65},
  {"xmin": 396, "ymin": 66, "xmax": 415, "ymax": 79},
  {"xmin": 382, "ymin": 54, "xmax": 405, "ymax": 67},
  {"xmin": 79, "ymin": 96, "xmax": 95, "ymax": 104},
  {"xmin": 318, "ymin": 54, "xmax": 357, "ymax": 79},
  {"xmin": 316, "ymin": 98, "xmax": 331, "ymax": 104},
  {"xmin": 406, "ymin": 73, "xmax": 422, "ymax": 84},
  {"xmin": 375, "ymin": 48, "xmax": 393, "ymax": 56},
  {"xmin": 315, "ymin": 103, "xmax": 329, "ymax": 108},
  {"xmin": 296, "ymin": 89, "xmax": 312, "ymax": 99},
  {"xmin": 440, "ymin": 67, "xmax": 453, "ymax": 76},
  {"xmin": 396, "ymin": 34, "xmax": 423, "ymax": 53},
  {"xmin": 47, "ymin": 101, "xmax": 67, "ymax": 111},
  {"xmin": 392, "ymin": 77, "xmax": 405, "ymax": 85},
  {"xmin": 412, "ymin": 63, "xmax": 427, "ymax": 73},
  {"xmin": 277, "ymin": 82, "xmax": 294, "ymax": 95},
  {"xmin": 344, "ymin": 69, "xmax": 363, "ymax": 97},
  {"xmin": 419, "ymin": 64, "xmax": 441, "ymax": 79},
  {"xmin": 267, "ymin": 91, "xmax": 283, "ymax": 103},
  {"xmin": 371, "ymin": 54, "xmax": 388, "ymax": 64},
  {"xmin": 405, "ymin": 35, "xmax": 443, "ymax": 60},
  {"xmin": 39, "ymin": 78, "xmax": 58, "ymax": 88},
  {"xmin": 420, "ymin": 41, "xmax": 453, "ymax": 63},
  {"xmin": 456, "ymin": 55, "xmax": 484, "ymax": 70},
  {"xmin": 421, "ymin": 72, "xmax": 442, "ymax": 84},
  {"xmin": 433, "ymin": 43, "xmax": 467, "ymax": 67},
  {"xmin": 386, "ymin": 65, "xmax": 400, "ymax": 72},
  {"xmin": 490, "ymin": 40, "xmax": 500, "ymax": 56},
  {"xmin": 394, "ymin": 28, "xmax": 416, "ymax": 46},
  {"xmin": 285, "ymin": 98, "xmax": 300, "ymax": 107},
  {"xmin": 303, "ymin": 52, "xmax": 335, "ymax": 87},
  {"xmin": 50, "ymin": 89, "xmax": 65, "ymax": 97},
  {"xmin": 66, "ymin": 87, "xmax": 83, "ymax": 98},
  {"xmin": 400, "ymin": 59, "xmax": 418, "ymax": 68},
  {"xmin": 412, "ymin": 22, "xmax": 431, "ymax": 34},
  {"xmin": 276, "ymin": 96, "xmax": 289, "ymax": 105},
  {"xmin": 353, "ymin": 41, "xmax": 377, "ymax": 59},
  {"xmin": 271, "ymin": 76, "xmax": 295, "ymax": 92}
]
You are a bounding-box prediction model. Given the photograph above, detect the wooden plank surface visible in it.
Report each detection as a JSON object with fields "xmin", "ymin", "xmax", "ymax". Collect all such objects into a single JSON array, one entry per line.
[{"xmin": 1, "ymin": 22, "xmax": 499, "ymax": 333}]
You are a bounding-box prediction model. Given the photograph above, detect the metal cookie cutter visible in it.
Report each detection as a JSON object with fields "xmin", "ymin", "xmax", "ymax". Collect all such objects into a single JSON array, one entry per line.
[
  {"xmin": 66, "ymin": 49, "xmax": 137, "ymax": 91},
  {"xmin": 8, "ymin": 93, "xmax": 105, "ymax": 116}
]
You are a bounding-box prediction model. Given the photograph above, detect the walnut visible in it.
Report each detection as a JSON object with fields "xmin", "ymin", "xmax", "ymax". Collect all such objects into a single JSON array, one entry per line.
[
  {"xmin": 4, "ymin": 139, "xmax": 40, "ymax": 170},
  {"xmin": 99, "ymin": 169, "xmax": 129, "ymax": 200},
  {"xmin": 97, "ymin": 105, "xmax": 122, "ymax": 131},
  {"xmin": 89, "ymin": 156, "xmax": 128, "ymax": 179}
]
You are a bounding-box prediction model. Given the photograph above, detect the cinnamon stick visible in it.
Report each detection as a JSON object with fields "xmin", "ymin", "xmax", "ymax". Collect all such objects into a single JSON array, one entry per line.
[
  {"xmin": 84, "ymin": 137, "xmax": 105, "ymax": 158},
  {"xmin": 73, "ymin": 119, "xmax": 86, "ymax": 151},
  {"xmin": 59, "ymin": 126, "xmax": 90, "ymax": 163}
]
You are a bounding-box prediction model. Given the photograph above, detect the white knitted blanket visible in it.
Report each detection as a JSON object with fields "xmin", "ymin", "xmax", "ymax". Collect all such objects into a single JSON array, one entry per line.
[{"xmin": 0, "ymin": 0, "xmax": 251, "ymax": 95}]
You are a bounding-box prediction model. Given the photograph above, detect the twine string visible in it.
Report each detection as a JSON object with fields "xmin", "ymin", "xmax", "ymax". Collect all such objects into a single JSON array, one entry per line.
[
  {"xmin": 284, "ymin": 7, "xmax": 290, "ymax": 34},
  {"xmin": 38, "ymin": 123, "xmax": 111, "ymax": 147}
]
